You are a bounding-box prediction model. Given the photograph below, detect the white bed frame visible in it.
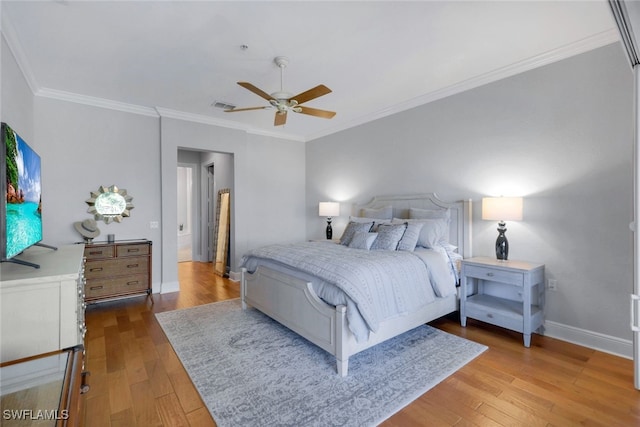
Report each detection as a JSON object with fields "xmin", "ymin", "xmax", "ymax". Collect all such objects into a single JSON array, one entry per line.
[{"xmin": 241, "ymin": 193, "xmax": 472, "ymax": 376}]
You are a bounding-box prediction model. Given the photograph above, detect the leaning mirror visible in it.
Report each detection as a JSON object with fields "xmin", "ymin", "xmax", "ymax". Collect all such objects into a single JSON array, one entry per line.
[
  {"xmin": 86, "ymin": 185, "xmax": 134, "ymax": 224},
  {"xmin": 213, "ymin": 189, "xmax": 230, "ymax": 277}
]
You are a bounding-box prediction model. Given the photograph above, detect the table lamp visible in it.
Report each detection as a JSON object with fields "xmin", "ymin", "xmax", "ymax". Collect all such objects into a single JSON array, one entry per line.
[
  {"xmin": 482, "ymin": 197, "xmax": 523, "ymax": 260},
  {"xmin": 318, "ymin": 202, "xmax": 340, "ymax": 239}
]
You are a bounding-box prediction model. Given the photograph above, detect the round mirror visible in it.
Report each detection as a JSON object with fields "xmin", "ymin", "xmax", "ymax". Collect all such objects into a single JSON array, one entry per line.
[{"xmin": 86, "ymin": 185, "xmax": 134, "ymax": 223}]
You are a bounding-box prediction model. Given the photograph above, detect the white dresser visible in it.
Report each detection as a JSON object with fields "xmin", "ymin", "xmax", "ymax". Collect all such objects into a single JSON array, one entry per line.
[{"xmin": 0, "ymin": 244, "xmax": 86, "ymax": 363}]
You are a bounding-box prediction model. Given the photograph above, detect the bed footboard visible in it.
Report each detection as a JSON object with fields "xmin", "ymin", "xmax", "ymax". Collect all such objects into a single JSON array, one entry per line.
[{"xmin": 241, "ymin": 266, "xmax": 350, "ymax": 376}]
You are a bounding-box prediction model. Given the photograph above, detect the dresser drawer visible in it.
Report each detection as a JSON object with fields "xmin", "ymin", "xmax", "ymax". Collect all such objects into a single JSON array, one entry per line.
[
  {"xmin": 464, "ymin": 264, "xmax": 523, "ymax": 286},
  {"xmin": 117, "ymin": 243, "xmax": 150, "ymax": 257},
  {"xmin": 84, "ymin": 245, "xmax": 115, "ymax": 260},
  {"xmin": 85, "ymin": 274, "xmax": 149, "ymax": 299},
  {"xmin": 85, "ymin": 256, "xmax": 149, "ymax": 279}
]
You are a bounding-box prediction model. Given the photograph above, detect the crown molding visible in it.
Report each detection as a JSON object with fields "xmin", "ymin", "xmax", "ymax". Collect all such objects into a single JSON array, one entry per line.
[
  {"xmin": 1, "ymin": 12, "xmax": 39, "ymax": 94},
  {"xmin": 307, "ymin": 29, "xmax": 621, "ymax": 142},
  {"xmin": 3, "ymin": 11, "xmax": 620, "ymax": 143},
  {"xmin": 37, "ymin": 87, "xmax": 159, "ymax": 117}
]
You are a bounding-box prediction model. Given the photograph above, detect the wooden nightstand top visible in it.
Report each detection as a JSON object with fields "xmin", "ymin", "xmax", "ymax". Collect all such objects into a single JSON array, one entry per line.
[{"xmin": 463, "ymin": 256, "xmax": 544, "ymax": 272}]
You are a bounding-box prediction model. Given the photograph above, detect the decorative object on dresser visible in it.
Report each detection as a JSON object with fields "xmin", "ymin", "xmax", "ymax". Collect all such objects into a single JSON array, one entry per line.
[
  {"xmin": 481, "ymin": 196, "xmax": 523, "ymax": 260},
  {"xmin": 85, "ymin": 185, "xmax": 134, "ymax": 224},
  {"xmin": 0, "ymin": 244, "xmax": 86, "ymax": 363},
  {"xmin": 318, "ymin": 201, "xmax": 340, "ymax": 239},
  {"xmin": 83, "ymin": 239, "xmax": 152, "ymax": 303},
  {"xmin": 460, "ymin": 256, "xmax": 545, "ymax": 347},
  {"xmin": 74, "ymin": 218, "xmax": 101, "ymax": 243}
]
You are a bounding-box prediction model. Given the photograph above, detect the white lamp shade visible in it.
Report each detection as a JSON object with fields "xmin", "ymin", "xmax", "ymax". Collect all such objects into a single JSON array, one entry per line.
[
  {"xmin": 482, "ymin": 197, "xmax": 523, "ymax": 221},
  {"xmin": 319, "ymin": 202, "xmax": 340, "ymax": 217}
]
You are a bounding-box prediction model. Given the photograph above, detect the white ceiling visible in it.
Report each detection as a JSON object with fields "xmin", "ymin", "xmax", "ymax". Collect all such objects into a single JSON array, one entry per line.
[{"xmin": 1, "ymin": 1, "xmax": 619, "ymax": 142}]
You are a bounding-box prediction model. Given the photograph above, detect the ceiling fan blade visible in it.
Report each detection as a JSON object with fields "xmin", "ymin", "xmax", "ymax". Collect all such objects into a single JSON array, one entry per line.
[
  {"xmin": 289, "ymin": 85, "xmax": 332, "ymax": 105},
  {"xmin": 225, "ymin": 106, "xmax": 270, "ymax": 113},
  {"xmin": 237, "ymin": 82, "xmax": 274, "ymax": 101},
  {"xmin": 274, "ymin": 111, "xmax": 287, "ymax": 126},
  {"xmin": 297, "ymin": 106, "xmax": 336, "ymax": 119}
]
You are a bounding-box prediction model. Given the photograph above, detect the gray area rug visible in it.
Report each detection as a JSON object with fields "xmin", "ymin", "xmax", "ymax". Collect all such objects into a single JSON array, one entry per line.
[{"xmin": 156, "ymin": 299, "xmax": 487, "ymax": 427}]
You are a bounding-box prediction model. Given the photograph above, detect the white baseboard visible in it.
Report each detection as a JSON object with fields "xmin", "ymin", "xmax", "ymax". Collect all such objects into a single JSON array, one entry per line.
[
  {"xmin": 160, "ymin": 280, "xmax": 180, "ymax": 294},
  {"xmin": 228, "ymin": 271, "xmax": 241, "ymax": 282},
  {"xmin": 543, "ymin": 320, "xmax": 632, "ymax": 360}
]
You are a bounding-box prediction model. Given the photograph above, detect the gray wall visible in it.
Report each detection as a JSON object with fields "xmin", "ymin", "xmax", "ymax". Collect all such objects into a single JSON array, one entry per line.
[{"xmin": 306, "ymin": 43, "xmax": 634, "ymax": 354}]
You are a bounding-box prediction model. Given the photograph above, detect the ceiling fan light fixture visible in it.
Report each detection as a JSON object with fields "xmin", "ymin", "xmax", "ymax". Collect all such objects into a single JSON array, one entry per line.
[{"xmin": 228, "ymin": 56, "xmax": 336, "ymax": 126}]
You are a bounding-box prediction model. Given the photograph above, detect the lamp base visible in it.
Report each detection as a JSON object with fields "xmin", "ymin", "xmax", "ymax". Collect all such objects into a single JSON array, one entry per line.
[
  {"xmin": 326, "ymin": 219, "xmax": 333, "ymax": 240},
  {"xmin": 495, "ymin": 221, "xmax": 509, "ymax": 260}
]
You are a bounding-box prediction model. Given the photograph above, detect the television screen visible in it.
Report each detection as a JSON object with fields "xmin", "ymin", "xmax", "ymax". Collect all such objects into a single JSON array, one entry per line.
[{"xmin": 2, "ymin": 123, "xmax": 43, "ymax": 261}]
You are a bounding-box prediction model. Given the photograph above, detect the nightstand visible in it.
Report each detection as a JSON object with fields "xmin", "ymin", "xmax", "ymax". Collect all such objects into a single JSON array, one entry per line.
[{"xmin": 460, "ymin": 257, "xmax": 545, "ymax": 347}]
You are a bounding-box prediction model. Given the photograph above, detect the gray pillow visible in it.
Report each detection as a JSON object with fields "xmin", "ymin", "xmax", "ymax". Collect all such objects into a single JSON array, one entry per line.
[
  {"xmin": 340, "ymin": 221, "xmax": 374, "ymax": 246},
  {"xmin": 371, "ymin": 223, "xmax": 407, "ymax": 250},
  {"xmin": 348, "ymin": 232, "xmax": 378, "ymax": 250},
  {"xmin": 397, "ymin": 222, "xmax": 424, "ymax": 251}
]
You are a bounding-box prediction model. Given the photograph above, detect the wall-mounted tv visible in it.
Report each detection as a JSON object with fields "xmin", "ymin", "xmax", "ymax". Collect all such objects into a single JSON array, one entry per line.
[{"xmin": 1, "ymin": 122, "xmax": 44, "ymax": 267}]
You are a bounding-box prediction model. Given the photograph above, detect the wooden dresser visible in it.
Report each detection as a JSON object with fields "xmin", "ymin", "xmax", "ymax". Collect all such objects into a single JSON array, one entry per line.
[{"xmin": 83, "ymin": 240, "xmax": 152, "ymax": 303}]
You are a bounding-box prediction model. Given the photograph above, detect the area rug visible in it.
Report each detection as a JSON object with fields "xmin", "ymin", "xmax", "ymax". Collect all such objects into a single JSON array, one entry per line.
[{"xmin": 156, "ymin": 299, "xmax": 487, "ymax": 427}]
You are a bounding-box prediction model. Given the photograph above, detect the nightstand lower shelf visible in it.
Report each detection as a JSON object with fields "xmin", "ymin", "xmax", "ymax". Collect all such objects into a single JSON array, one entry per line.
[{"xmin": 465, "ymin": 294, "xmax": 543, "ymax": 337}]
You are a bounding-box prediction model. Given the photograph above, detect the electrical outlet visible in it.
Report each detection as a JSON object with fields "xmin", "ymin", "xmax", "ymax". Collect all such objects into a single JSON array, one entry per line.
[
  {"xmin": 150, "ymin": 221, "xmax": 159, "ymax": 229},
  {"xmin": 547, "ymin": 279, "xmax": 558, "ymax": 291}
]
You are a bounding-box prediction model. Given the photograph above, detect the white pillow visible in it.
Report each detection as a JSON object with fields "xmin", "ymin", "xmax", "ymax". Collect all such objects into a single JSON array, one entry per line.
[
  {"xmin": 360, "ymin": 205, "xmax": 393, "ymax": 220},
  {"xmin": 393, "ymin": 217, "xmax": 448, "ymax": 249},
  {"xmin": 348, "ymin": 232, "xmax": 378, "ymax": 250}
]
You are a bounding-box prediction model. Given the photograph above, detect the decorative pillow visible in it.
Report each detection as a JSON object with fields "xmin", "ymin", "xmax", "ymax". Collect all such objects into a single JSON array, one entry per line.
[
  {"xmin": 371, "ymin": 223, "xmax": 407, "ymax": 250},
  {"xmin": 349, "ymin": 216, "xmax": 391, "ymax": 232},
  {"xmin": 409, "ymin": 207, "xmax": 450, "ymax": 222},
  {"xmin": 397, "ymin": 222, "xmax": 424, "ymax": 252},
  {"xmin": 360, "ymin": 205, "xmax": 393, "ymax": 220},
  {"xmin": 393, "ymin": 218, "xmax": 448, "ymax": 249},
  {"xmin": 348, "ymin": 232, "xmax": 378, "ymax": 250},
  {"xmin": 340, "ymin": 221, "xmax": 374, "ymax": 246}
]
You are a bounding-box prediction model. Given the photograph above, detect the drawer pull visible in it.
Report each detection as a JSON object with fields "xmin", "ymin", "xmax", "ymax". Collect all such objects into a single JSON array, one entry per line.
[
  {"xmin": 89, "ymin": 250, "xmax": 103, "ymax": 255},
  {"xmin": 127, "ymin": 264, "xmax": 139, "ymax": 269},
  {"xmin": 127, "ymin": 248, "xmax": 140, "ymax": 253},
  {"xmin": 127, "ymin": 281, "xmax": 140, "ymax": 286},
  {"xmin": 90, "ymin": 285, "xmax": 103, "ymax": 290},
  {"xmin": 90, "ymin": 267, "xmax": 103, "ymax": 272},
  {"xmin": 486, "ymin": 272, "xmax": 494, "ymax": 277}
]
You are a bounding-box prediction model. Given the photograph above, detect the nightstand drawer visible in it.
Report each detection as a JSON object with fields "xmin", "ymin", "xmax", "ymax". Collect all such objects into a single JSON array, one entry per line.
[{"xmin": 464, "ymin": 265, "xmax": 523, "ymax": 286}]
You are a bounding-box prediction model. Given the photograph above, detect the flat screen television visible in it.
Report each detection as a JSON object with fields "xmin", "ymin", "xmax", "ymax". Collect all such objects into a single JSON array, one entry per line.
[{"xmin": 1, "ymin": 122, "xmax": 46, "ymax": 268}]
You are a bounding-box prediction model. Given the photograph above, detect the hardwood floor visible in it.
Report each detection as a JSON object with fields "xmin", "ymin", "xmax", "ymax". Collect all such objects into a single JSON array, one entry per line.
[{"xmin": 81, "ymin": 261, "xmax": 640, "ymax": 426}]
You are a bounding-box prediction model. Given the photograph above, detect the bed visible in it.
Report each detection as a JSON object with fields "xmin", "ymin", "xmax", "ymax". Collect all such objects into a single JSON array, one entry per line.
[{"xmin": 240, "ymin": 193, "xmax": 472, "ymax": 376}]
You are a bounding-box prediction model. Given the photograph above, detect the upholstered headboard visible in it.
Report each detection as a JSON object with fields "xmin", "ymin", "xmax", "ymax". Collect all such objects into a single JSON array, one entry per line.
[{"xmin": 355, "ymin": 193, "xmax": 472, "ymax": 258}]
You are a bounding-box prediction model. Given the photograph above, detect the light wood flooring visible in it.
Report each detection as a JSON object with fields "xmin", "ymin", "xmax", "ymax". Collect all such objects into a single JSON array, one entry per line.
[{"xmin": 81, "ymin": 261, "xmax": 640, "ymax": 426}]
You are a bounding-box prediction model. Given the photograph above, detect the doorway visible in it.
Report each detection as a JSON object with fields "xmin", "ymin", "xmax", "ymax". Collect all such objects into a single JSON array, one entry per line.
[
  {"xmin": 176, "ymin": 149, "xmax": 234, "ymax": 268},
  {"xmin": 177, "ymin": 164, "xmax": 196, "ymax": 262}
]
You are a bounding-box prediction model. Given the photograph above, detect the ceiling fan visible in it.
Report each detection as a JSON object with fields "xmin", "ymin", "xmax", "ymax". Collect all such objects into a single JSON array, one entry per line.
[{"xmin": 225, "ymin": 56, "xmax": 336, "ymax": 126}]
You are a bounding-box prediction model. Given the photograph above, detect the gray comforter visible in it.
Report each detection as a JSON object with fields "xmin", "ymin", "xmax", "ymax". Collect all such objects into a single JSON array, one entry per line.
[{"xmin": 241, "ymin": 241, "xmax": 453, "ymax": 341}]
